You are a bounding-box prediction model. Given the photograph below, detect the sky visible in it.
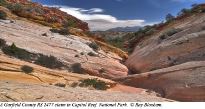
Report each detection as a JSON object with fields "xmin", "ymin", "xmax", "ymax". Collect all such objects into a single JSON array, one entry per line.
[{"xmin": 32, "ymin": 0, "xmax": 205, "ymax": 31}]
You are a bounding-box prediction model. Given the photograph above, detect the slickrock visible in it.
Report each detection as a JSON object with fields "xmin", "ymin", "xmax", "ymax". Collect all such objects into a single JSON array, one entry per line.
[
  {"xmin": 126, "ymin": 14, "xmax": 205, "ymax": 73},
  {"xmin": 116, "ymin": 61, "xmax": 205, "ymax": 101},
  {"xmin": 0, "ymin": 54, "xmax": 172, "ymax": 102},
  {"xmin": 0, "ymin": 80, "xmax": 173, "ymax": 102},
  {"xmin": 0, "ymin": 19, "xmax": 128, "ymax": 79}
]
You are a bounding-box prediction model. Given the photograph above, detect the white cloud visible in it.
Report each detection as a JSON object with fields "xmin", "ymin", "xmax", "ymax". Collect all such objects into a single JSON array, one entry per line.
[
  {"xmin": 46, "ymin": 5, "xmax": 148, "ymax": 31},
  {"xmin": 85, "ymin": 19, "xmax": 145, "ymax": 31}
]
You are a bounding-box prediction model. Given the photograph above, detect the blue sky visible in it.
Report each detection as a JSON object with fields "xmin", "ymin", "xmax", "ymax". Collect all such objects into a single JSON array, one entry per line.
[{"xmin": 32, "ymin": 0, "xmax": 205, "ymax": 31}]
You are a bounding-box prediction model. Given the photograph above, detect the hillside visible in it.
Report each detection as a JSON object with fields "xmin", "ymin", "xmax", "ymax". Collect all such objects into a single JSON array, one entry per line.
[
  {"xmin": 0, "ymin": 53, "xmax": 173, "ymax": 102},
  {"xmin": 1, "ymin": 0, "xmax": 205, "ymax": 102},
  {"xmin": 0, "ymin": 0, "xmax": 173, "ymax": 102},
  {"xmin": 106, "ymin": 26, "xmax": 141, "ymax": 32},
  {"xmin": 0, "ymin": 0, "xmax": 89, "ymax": 31},
  {"xmin": 120, "ymin": 4, "xmax": 205, "ymax": 101}
]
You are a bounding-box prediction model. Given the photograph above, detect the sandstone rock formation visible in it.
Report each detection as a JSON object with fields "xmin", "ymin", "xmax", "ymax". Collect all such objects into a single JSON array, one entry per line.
[
  {"xmin": 123, "ymin": 8, "xmax": 205, "ymax": 101},
  {"xmin": 5, "ymin": 0, "xmax": 89, "ymax": 31},
  {"xmin": 126, "ymin": 13, "xmax": 205, "ymax": 73},
  {"xmin": 0, "ymin": 81, "xmax": 172, "ymax": 102},
  {"xmin": 116, "ymin": 61, "xmax": 205, "ymax": 101},
  {"xmin": 0, "ymin": 18, "xmax": 128, "ymax": 79},
  {"xmin": 0, "ymin": 53, "xmax": 172, "ymax": 102}
]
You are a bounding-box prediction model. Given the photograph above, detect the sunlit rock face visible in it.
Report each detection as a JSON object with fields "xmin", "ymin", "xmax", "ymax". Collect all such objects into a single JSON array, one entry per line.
[{"xmin": 126, "ymin": 13, "xmax": 205, "ymax": 73}]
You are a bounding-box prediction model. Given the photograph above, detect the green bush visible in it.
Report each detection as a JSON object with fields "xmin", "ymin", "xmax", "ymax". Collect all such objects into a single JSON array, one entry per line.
[
  {"xmin": 166, "ymin": 28, "xmax": 182, "ymax": 36},
  {"xmin": 0, "ymin": 0, "xmax": 7, "ymax": 6},
  {"xmin": 80, "ymin": 52, "xmax": 84, "ymax": 55},
  {"xmin": 71, "ymin": 63, "xmax": 83, "ymax": 74},
  {"xmin": 63, "ymin": 19, "xmax": 77, "ymax": 28},
  {"xmin": 49, "ymin": 28, "xmax": 59, "ymax": 33},
  {"xmin": 159, "ymin": 34, "xmax": 166, "ymax": 40},
  {"xmin": 7, "ymin": 3, "xmax": 23, "ymax": 14},
  {"xmin": 21, "ymin": 65, "xmax": 33, "ymax": 74},
  {"xmin": 35, "ymin": 55, "xmax": 64, "ymax": 69},
  {"xmin": 2, "ymin": 43, "xmax": 32, "ymax": 61},
  {"xmin": 106, "ymin": 37, "xmax": 124, "ymax": 50},
  {"xmin": 79, "ymin": 78, "xmax": 108, "ymax": 90},
  {"xmin": 88, "ymin": 42, "xmax": 100, "ymax": 51},
  {"xmin": 177, "ymin": 8, "xmax": 192, "ymax": 16},
  {"xmin": 0, "ymin": 10, "xmax": 7, "ymax": 20},
  {"xmin": 50, "ymin": 28, "xmax": 70, "ymax": 35},
  {"xmin": 54, "ymin": 83, "xmax": 66, "ymax": 88},
  {"xmin": 0, "ymin": 38, "xmax": 6, "ymax": 48}
]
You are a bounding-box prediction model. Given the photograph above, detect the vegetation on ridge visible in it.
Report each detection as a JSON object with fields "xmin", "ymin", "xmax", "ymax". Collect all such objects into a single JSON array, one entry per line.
[
  {"xmin": 0, "ymin": 0, "xmax": 88, "ymax": 31},
  {"xmin": 124, "ymin": 3, "xmax": 205, "ymax": 53}
]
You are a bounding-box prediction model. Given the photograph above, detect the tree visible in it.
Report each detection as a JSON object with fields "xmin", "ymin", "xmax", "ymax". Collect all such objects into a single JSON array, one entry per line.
[
  {"xmin": 166, "ymin": 13, "xmax": 175, "ymax": 21},
  {"xmin": 177, "ymin": 8, "xmax": 192, "ymax": 16},
  {"xmin": 191, "ymin": 3, "xmax": 198, "ymax": 8}
]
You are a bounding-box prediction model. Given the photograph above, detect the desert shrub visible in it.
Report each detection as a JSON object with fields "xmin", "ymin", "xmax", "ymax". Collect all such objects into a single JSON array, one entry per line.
[
  {"xmin": 58, "ymin": 28, "xmax": 70, "ymax": 35},
  {"xmin": 159, "ymin": 29, "xmax": 182, "ymax": 40},
  {"xmin": 177, "ymin": 8, "xmax": 192, "ymax": 16},
  {"xmin": 202, "ymin": 9, "xmax": 205, "ymax": 13},
  {"xmin": 7, "ymin": 3, "xmax": 23, "ymax": 14},
  {"xmin": 35, "ymin": 55, "xmax": 64, "ymax": 69},
  {"xmin": 49, "ymin": 28, "xmax": 70, "ymax": 35},
  {"xmin": 21, "ymin": 65, "xmax": 33, "ymax": 74},
  {"xmin": 54, "ymin": 83, "xmax": 66, "ymax": 88},
  {"xmin": 106, "ymin": 37, "xmax": 124, "ymax": 50},
  {"xmin": 0, "ymin": 10, "xmax": 7, "ymax": 20},
  {"xmin": 166, "ymin": 28, "xmax": 182, "ymax": 36},
  {"xmin": 79, "ymin": 78, "xmax": 108, "ymax": 90},
  {"xmin": 63, "ymin": 19, "xmax": 77, "ymax": 28},
  {"xmin": 71, "ymin": 63, "xmax": 83, "ymax": 74},
  {"xmin": 0, "ymin": 0, "xmax": 7, "ymax": 6},
  {"xmin": 0, "ymin": 38, "xmax": 6, "ymax": 48},
  {"xmin": 87, "ymin": 52, "xmax": 97, "ymax": 57},
  {"xmin": 70, "ymin": 82, "xmax": 79, "ymax": 88},
  {"xmin": 88, "ymin": 42, "xmax": 100, "ymax": 51},
  {"xmin": 74, "ymin": 54, "xmax": 79, "ymax": 57},
  {"xmin": 42, "ymin": 33, "xmax": 47, "ymax": 37},
  {"xmin": 166, "ymin": 13, "xmax": 175, "ymax": 21},
  {"xmin": 80, "ymin": 52, "xmax": 84, "ymax": 55},
  {"xmin": 49, "ymin": 28, "xmax": 59, "ymax": 33},
  {"xmin": 159, "ymin": 34, "xmax": 167, "ymax": 40},
  {"xmin": 2, "ymin": 43, "xmax": 32, "ymax": 60}
]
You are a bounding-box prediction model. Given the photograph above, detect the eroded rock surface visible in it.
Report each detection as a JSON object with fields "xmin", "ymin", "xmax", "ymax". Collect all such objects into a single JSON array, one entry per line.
[
  {"xmin": 117, "ymin": 61, "xmax": 205, "ymax": 101},
  {"xmin": 0, "ymin": 19, "xmax": 128, "ymax": 79},
  {"xmin": 0, "ymin": 54, "xmax": 171, "ymax": 102},
  {"xmin": 126, "ymin": 14, "xmax": 205, "ymax": 73},
  {"xmin": 0, "ymin": 80, "xmax": 172, "ymax": 102}
]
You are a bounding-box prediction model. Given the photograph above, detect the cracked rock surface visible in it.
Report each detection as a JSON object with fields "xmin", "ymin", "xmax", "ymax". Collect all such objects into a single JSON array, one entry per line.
[
  {"xmin": 0, "ymin": 81, "xmax": 172, "ymax": 102},
  {"xmin": 0, "ymin": 19, "xmax": 128, "ymax": 79}
]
